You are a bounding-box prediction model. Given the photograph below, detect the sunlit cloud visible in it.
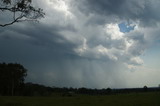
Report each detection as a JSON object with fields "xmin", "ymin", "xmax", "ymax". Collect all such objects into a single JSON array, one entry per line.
[{"xmin": 0, "ymin": 0, "xmax": 160, "ymax": 88}]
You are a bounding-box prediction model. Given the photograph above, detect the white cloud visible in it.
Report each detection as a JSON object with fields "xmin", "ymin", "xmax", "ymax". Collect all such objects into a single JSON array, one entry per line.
[
  {"xmin": 104, "ymin": 23, "xmax": 124, "ymax": 40},
  {"xmin": 130, "ymin": 57, "xmax": 144, "ymax": 65},
  {"xmin": 1, "ymin": 0, "xmax": 160, "ymax": 88}
]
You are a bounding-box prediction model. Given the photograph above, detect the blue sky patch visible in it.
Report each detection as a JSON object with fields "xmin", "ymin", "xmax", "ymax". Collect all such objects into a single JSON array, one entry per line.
[{"xmin": 118, "ymin": 22, "xmax": 135, "ymax": 33}]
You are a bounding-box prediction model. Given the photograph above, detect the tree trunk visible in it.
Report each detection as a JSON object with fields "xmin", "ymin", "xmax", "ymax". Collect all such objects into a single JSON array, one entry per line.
[{"xmin": 11, "ymin": 79, "xmax": 14, "ymax": 96}]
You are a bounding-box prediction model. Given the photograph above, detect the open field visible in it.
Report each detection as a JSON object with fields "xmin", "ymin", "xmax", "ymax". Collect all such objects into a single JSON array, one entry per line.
[{"xmin": 0, "ymin": 92, "xmax": 160, "ymax": 106}]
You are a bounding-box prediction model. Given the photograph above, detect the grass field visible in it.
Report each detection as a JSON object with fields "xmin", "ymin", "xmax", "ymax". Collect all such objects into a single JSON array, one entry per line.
[{"xmin": 0, "ymin": 92, "xmax": 160, "ymax": 106}]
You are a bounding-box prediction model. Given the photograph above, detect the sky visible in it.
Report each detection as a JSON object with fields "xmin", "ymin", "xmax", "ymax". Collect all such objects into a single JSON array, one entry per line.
[{"xmin": 0, "ymin": 0, "xmax": 160, "ymax": 89}]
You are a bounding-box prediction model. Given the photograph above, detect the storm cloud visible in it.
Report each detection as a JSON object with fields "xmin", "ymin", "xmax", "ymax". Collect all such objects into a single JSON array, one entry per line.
[{"xmin": 0, "ymin": 0, "xmax": 160, "ymax": 88}]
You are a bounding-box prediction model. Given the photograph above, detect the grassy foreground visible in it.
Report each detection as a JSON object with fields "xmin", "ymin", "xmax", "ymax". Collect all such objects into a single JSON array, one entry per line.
[{"xmin": 0, "ymin": 92, "xmax": 160, "ymax": 106}]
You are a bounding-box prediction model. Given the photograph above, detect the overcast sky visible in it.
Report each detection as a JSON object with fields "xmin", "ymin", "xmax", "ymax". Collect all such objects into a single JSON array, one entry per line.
[{"xmin": 0, "ymin": 0, "xmax": 160, "ymax": 88}]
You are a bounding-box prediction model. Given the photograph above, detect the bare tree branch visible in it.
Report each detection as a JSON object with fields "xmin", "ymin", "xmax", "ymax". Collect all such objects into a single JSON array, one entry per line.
[
  {"xmin": 0, "ymin": 0, "xmax": 45, "ymax": 27},
  {"xmin": 0, "ymin": 14, "xmax": 23, "ymax": 27}
]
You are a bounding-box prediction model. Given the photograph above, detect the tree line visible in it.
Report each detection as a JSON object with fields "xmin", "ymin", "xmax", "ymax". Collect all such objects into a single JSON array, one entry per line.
[{"xmin": 0, "ymin": 62, "xmax": 160, "ymax": 96}]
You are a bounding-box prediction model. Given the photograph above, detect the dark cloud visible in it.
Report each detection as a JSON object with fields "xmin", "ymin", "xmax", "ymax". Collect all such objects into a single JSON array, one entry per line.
[
  {"xmin": 75, "ymin": 0, "xmax": 160, "ymax": 26},
  {"xmin": 0, "ymin": 0, "xmax": 160, "ymax": 88},
  {"xmin": 78, "ymin": 0, "xmax": 126, "ymax": 15}
]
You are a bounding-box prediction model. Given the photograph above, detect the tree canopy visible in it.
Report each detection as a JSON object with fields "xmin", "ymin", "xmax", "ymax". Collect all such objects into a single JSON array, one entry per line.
[
  {"xmin": 0, "ymin": 0, "xmax": 45, "ymax": 27},
  {"xmin": 0, "ymin": 63, "xmax": 27, "ymax": 96}
]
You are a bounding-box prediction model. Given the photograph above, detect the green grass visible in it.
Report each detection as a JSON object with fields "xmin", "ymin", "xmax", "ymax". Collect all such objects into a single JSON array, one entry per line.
[{"xmin": 0, "ymin": 92, "xmax": 160, "ymax": 106}]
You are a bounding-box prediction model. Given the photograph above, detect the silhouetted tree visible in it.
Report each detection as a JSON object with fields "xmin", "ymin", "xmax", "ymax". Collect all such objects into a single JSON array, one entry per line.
[
  {"xmin": 0, "ymin": 0, "xmax": 45, "ymax": 27},
  {"xmin": 0, "ymin": 63, "xmax": 27, "ymax": 96},
  {"xmin": 143, "ymin": 85, "xmax": 148, "ymax": 92},
  {"xmin": 106, "ymin": 87, "xmax": 112, "ymax": 94}
]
